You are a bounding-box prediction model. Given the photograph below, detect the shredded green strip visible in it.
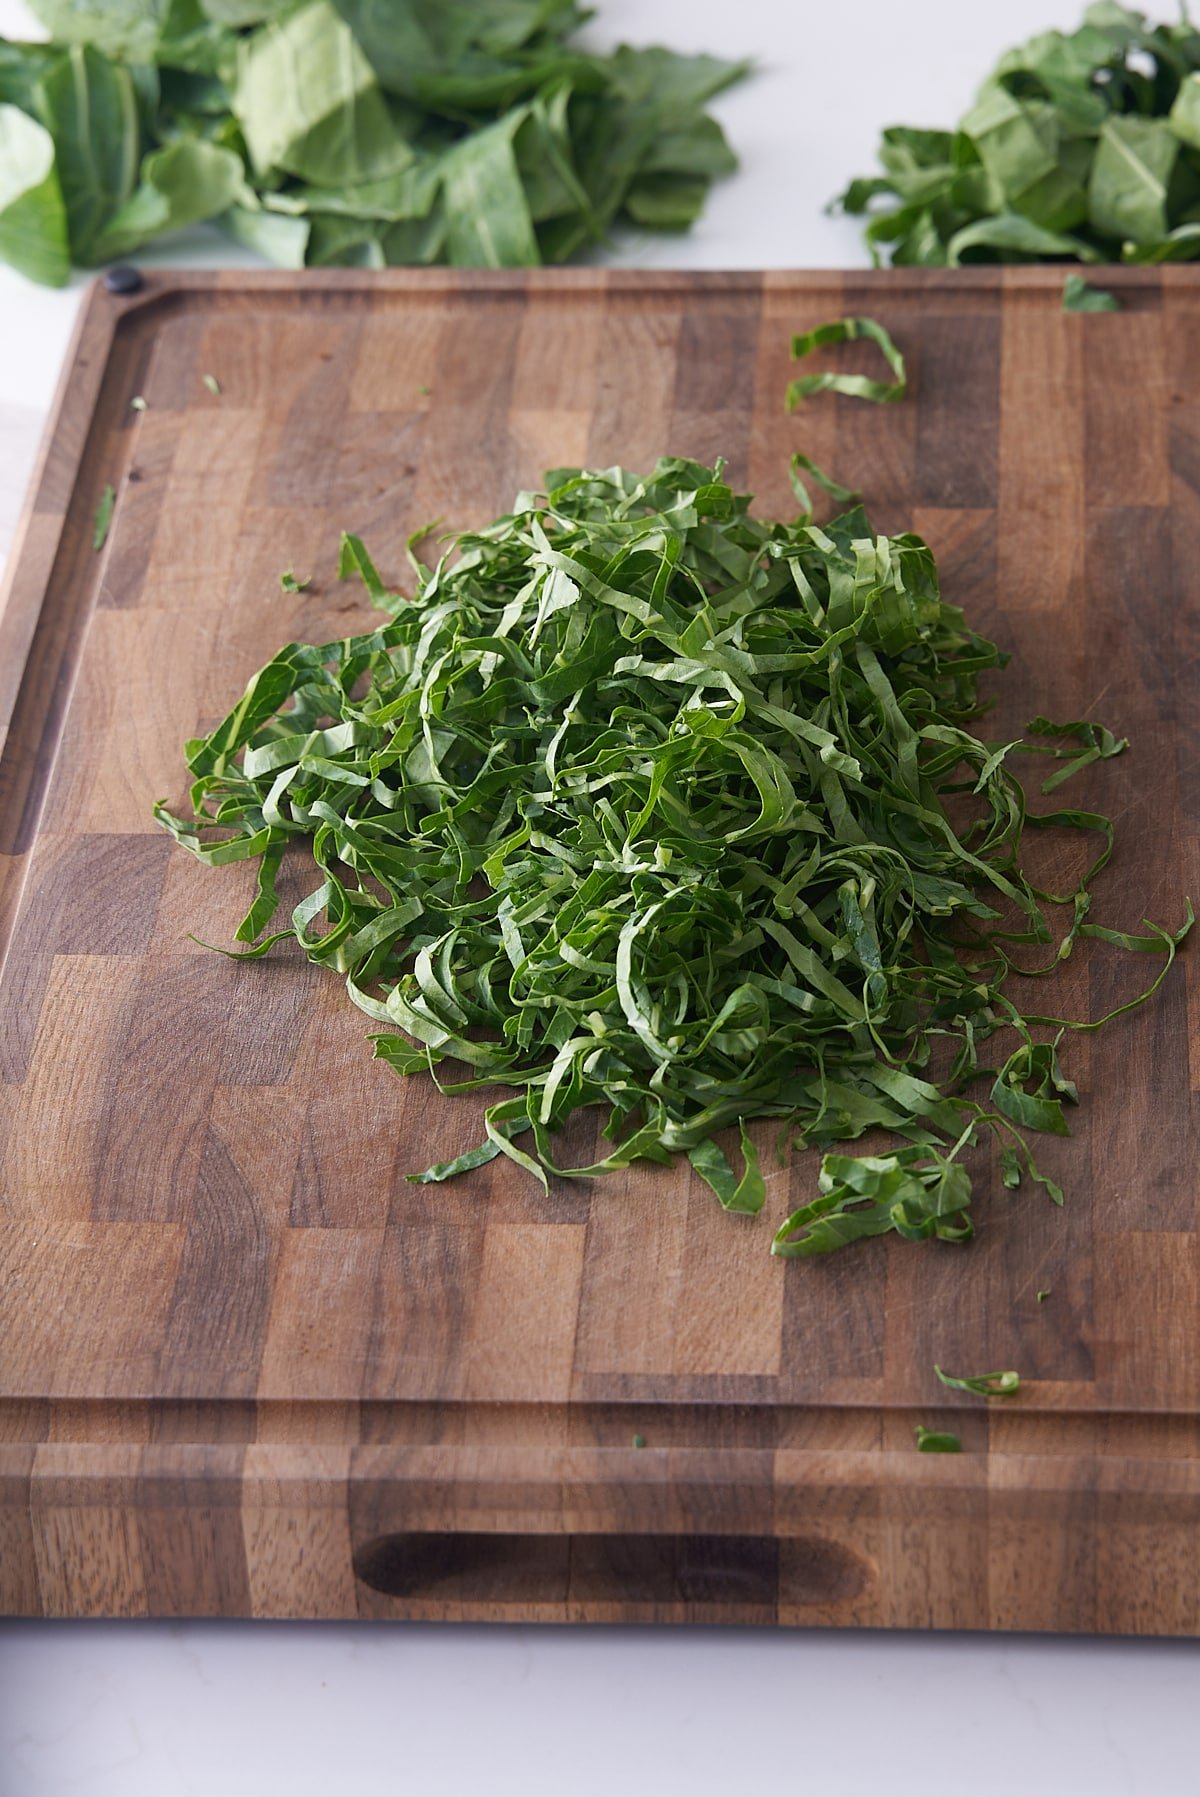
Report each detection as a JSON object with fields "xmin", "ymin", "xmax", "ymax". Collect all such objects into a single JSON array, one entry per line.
[
  {"xmin": 93, "ymin": 482, "xmax": 114, "ymax": 551},
  {"xmin": 935, "ymin": 1366, "xmax": 1020, "ymax": 1398},
  {"xmin": 788, "ymin": 451, "xmax": 859, "ymax": 523},
  {"xmin": 1063, "ymin": 274, "xmax": 1120, "ymax": 313},
  {"xmin": 787, "ymin": 317, "xmax": 907, "ymax": 410},
  {"xmin": 155, "ymin": 437, "xmax": 1189, "ymax": 1251}
]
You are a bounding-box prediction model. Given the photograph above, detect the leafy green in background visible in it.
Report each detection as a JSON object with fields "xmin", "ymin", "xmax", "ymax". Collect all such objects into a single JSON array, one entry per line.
[
  {"xmin": 0, "ymin": 0, "xmax": 747, "ymax": 283},
  {"xmin": 0, "ymin": 102, "xmax": 69, "ymax": 284},
  {"xmin": 835, "ymin": 3, "xmax": 1200, "ymax": 266},
  {"xmin": 154, "ymin": 449, "xmax": 1190, "ymax": 1250}
]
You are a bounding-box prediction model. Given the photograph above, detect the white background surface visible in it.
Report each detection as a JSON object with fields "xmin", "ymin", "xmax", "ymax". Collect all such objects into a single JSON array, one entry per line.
[{"xmin": 0, "ymin": 0, "xmax": 1196, "ymax": 1792}]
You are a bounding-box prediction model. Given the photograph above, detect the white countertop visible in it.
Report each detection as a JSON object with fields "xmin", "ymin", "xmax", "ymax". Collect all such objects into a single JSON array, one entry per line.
[{"xmin": 1, "ymin": 0, "xmax": 1196, "ymax": 1792}]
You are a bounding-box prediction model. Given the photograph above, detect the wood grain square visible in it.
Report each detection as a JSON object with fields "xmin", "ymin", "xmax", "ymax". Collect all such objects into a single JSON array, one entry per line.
[
  {"xmin": 0, "ymin": 1220, "xmax": 183, "ymax": 1396},
  {"xmin": 998, "ymin": 293, "xmax": 1085, "ymax": 614},
  {"xmin": 348, "ymin": 308, "xmax": 444, "ymax": 414},
  {"xmin": 3, "ymin": 955, "xmax": 142, "ymax": 1217},
  {"xmin": 587, "ymin": 305, "xmax": 682, "ymax": 470},
  {"xmin": 32, "ymin": 1502, "xmax": 148, "ymax": 1617},
  {"xmin": 1094, "ymin": 1233, "xmax": 1200, "ymax": 1410},
  {"xmin": 571, "ymin": 1175, "xmax": 689, "ymax": 1380},
  {"xmin": 670, "ymin": 1163, "xmax": 784, "ymax": 1379},
  {"xmin": 511, "ymin": 297, "xmax": 603, "ymax": 415},
  {"xmin": 257, "ymin": 1228, "xmax": 385, "ymax": 1402},
  {"xmin": 464, "ymin": 1223, "xmax": 586, "ymax": 1402}
]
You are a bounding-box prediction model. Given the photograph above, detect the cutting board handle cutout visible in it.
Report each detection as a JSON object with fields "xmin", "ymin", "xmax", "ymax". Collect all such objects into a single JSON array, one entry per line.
[{"xmin": 353, "ymin": 1531, "xmax": 871, "ymax": 1608}]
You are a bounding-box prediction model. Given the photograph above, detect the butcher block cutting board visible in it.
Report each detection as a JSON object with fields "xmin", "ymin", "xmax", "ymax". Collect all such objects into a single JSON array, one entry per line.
[{"xmin": 1, "ymin": 266, "xmax": 1198, "ymax": 1631}]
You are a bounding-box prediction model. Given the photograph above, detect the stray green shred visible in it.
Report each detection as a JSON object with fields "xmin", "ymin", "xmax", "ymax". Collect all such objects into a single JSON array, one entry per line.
[
  {"xmin": 1037, "ymin": 1287, "xmax": 1051, "ymax": 1303},
  {"xmin": 92, "ymin": 482, "xmax": 114, "ymax": 551},
  {"xmin": 632, "ymin": 1433, "xmax": 646, "ymax": 1449},
  {"xmin": 417, "ymin": 385, "xmax": 431, "ymax": 397},
  {"xmin": 154, "ymin": 316, "xmax": 1191, "ymax": 1256},
  {"xmin": 935, "ymin": 1365, "xmax": 1021, "ymax": 1398},
  {"xmin": 279, "ymin": 570, "xmax": 312, "ymax": 595},
  {"xmin": 336, "ymin": 531, "xmax": 393, "ymax": 608},
  {"xmin": 915, "ymin": 1425, "xmax": 962, "ymax": 1453},
  {"xmin": 787, "ymin": 317, "xmax": 907, "ymax": 410},
  {"xmin": 1063, "ymin": 275, "xmax": 1121, "ymax": 313},
  {"xmin": 788, "ymin": 451, "xmax": 859, "ymax": 523},
  {"xmin": 203, "ymin": 373, "xmax": 221, "ymax": 396}
]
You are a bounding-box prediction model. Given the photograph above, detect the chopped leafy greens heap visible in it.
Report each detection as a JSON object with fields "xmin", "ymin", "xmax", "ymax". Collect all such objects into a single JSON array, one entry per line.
[
  {"xmin": 155, "ymin": 448, "xmax": 1190, "ymax": 1256},
  {"xmin": 836, "ymin": 1, "xmax": 1200, "ymax": 266},
  {"xmin": 0, "ymin": 0, "xmax": 746, "ymax": 285}
]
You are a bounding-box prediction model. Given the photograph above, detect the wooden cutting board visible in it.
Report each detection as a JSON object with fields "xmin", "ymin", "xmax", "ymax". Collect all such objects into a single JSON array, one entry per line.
[{"xmin": 1, "ymin": 266, "xmax": 1197, "ymax": 1630}]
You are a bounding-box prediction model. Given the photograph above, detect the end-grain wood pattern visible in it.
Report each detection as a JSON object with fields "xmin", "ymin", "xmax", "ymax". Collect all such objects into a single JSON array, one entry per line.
[{"xmin": 0, "ymin": 268, "xmax": 1197, "ymax": 1630}]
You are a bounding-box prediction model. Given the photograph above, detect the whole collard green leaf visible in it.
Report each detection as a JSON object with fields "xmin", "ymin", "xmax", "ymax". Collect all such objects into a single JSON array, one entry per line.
[
  {"xmin": 379, "ymin": 208, "xmax": 445, "ymax": 263},
  {"xmin": 947, "ymin": 212, "xmax": 1102, "ymax": 265},
  {"xmin": 0, "ymin": 39, "xmax": 62, "ymax": 112},
  {"xmin": 1089, "ymin": 115, "xmax": 1179, "ymax": 242},
  {"xmin": 640, "ymin": 114, "xmax": 737, "ymax": 181},
  {"xmin": 329, "ymin": 0, "xmax": 595, "ymax": 113},
  {"xmin": 0, "ymin": 102, "xmax": 69, "ymax": 284},
  {"xmin": 233, "ymin": 0, "xmax": 418, "ymax": 185},
  {"xmin": 287, "ymin": 162, "xmax": 439, "ymax": 221},
  {"xmin": 30, "ymin": 0, "xmax": 236, "ymax": 79},
  {"xmin": 605, "ymin": 45, "xmax": 749, "ymax": 116},
  {"xmin": 571, "ymin": 44, "xmax": 745, "ymax": 240},
  {"xmin": 959, "ymin": 85, "xmax": 1089, "ymax": 232},
  {"xmin": 202, "ymin": 0, "xmax": 290, "ymax": 23},
  {"xmin": 1170, "ymin": 70, "xmax": 1200, "ymax": 147},
  {"xmin": 622, "ymin": 173, "xmax": 708, "ymax": 232},
  {"xmin": 33, "ymin": 43, "xmax": 141, "ymax": 263},
  {"xmin": 440, "ymin": 108, "xmax": 539, "ymax": 267},
  {"xmin": 837, "ymin": 2, "xmax": 1200, "ymax": 266},
  {"xmin": 514, "ymin": 87, "xmax": 596, "ymax": 233},
  {"xmin": 92, "ymin": 136, "xmax": 243, "ymax": 261},
  {"xmin": 304, "ymin": 209, "xmax": 383, "ymax": 267},
  {"xmin": 219, "ymin": 193, "xmax": 310, "ymax": 264},
  {"xmin": 27, "ymin": 0, "xmax": 183, "ymax": 61}
]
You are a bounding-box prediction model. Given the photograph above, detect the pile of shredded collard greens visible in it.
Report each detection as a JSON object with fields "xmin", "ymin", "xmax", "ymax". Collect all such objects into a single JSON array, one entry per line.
[
  {"xmin": 154, "ymin": 384, "xmax": 1191, "ymax": 1255},
  {"xmin": 0, "ymin": 1, "xmax": 745, "ymax": 286},
  {"xmin": 835, "ymin": 2, "xmax": 1200, "ymax": 268}
]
